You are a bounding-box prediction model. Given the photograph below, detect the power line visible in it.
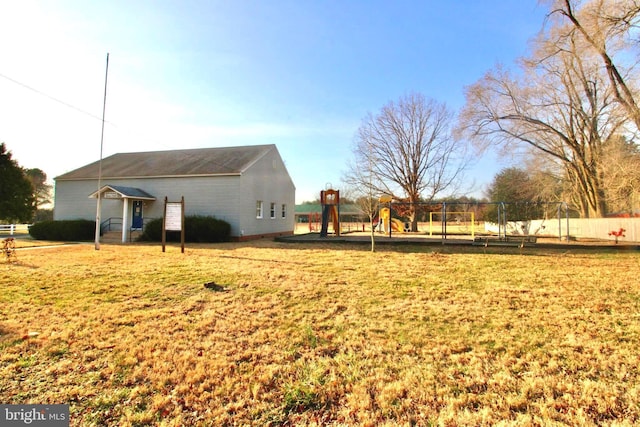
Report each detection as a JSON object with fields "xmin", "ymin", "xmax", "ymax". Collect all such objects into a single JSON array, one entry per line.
[
  {"xmin": 1, "ymin": 70, "xmax": 181, "ymax": 152},
  {"xmin": 0, "ymin": 71, "xmax": 112, "ymax": 124}
]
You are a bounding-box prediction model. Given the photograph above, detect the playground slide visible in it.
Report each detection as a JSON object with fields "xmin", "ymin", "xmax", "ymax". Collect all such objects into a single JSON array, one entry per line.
[
  {"xmin": 379, "ymin": 207, "xmax": 405, "ymax": 233},
  {"xmin": 321, "ymin": 204, "xmax": 340, "ymax": 236},
  {"xmin": 329, "ymin": 205, "xmax": 339, "ymax": 234},
  {"xmin": 389, "ymin": 218, "xmax": 405, "ymax": 232}
]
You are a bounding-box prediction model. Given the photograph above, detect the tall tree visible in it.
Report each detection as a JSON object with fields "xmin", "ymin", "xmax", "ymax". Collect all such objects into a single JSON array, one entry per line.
[
  {"xmin": 24, "ymin": 168, "xmax": 52, "ymax": 213},
  {"xmin": 522, "ymin": 147, "xmax": 565, "ymax": 204},
  {"xmin": 549, "ymin": 0, "xmax": 640, "ymax": 130},
  {"xmin": 458, "ymin": 24, "xmax": 628, "ymax": 217},
  {"xmin": 0, "ymin": 143, "xmax": 35, "ymax": 223},
  {"xmin": 599, "ymin": 135, "xmax": 640, "ymax": 214},
  {"xmin": 345, "ymin": 92, "xmax": 469, "ymax": 231},
  {"xmin": 485, "ymin": 167, "xmax": 546, "ymax": 221}
]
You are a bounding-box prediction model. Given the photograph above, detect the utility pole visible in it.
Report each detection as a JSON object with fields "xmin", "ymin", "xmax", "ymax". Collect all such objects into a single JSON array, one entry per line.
[{"xmin": 94, "ymin": 53, "xmax": 109, "ymax": 250}]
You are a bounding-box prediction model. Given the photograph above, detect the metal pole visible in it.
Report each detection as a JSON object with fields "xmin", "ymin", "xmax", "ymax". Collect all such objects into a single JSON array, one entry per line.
[
  {"xmin": 499, "ymin": 202, "xmax": 506, "ymax": 240},
  {"xmin": 388, "ymin": 201, "xmax": 392, "ymax": 238},
  {"xmin": 94, "ymin": 53, "xmax": 110, "ymax": 250},
  {"xmin": 162, "ymin": 197, "xmax": 167, "ymax": 252},
  {"xmin": 565, "ymin": 202, "xmax": 570, "ymax": 242},
  {"xmin": 557, "ymin": 203, "xmax": 562, "ymax": 241},
  {"xmin": 496, "ymin": 203, "xmax": 501, "ymax": 240},
  {"xmin": 180, "ymin": 196, "xmax": 185, "ymax": 253},
  {"xmin": 336, "ymin": 191, "xmax": 341, "ymax": 237},
  {"xmin": 442, "ymin": 202, "xmax": 447, "ymax": 243}
]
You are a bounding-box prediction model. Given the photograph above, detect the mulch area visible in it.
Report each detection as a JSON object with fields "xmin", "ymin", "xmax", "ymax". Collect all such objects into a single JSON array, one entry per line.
[{"xmin": 278, "ymin": 232, "xmax": 639, "ymax": 250}]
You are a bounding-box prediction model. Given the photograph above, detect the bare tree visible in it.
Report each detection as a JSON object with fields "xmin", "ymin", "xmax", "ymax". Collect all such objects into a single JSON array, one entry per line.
[
  {"xmin": 342, "ymin": 170, "xmax": 379, "ymax": 251},
  {"xmin": 458, "ymin": 24, "xmax": 629, "ymax": 217},
  {"xmin": 599, "ymin": 135, "xmax": 640, "ymax": 213},
  {"xmin": 522, "ymin": 146, "xmax": 565, "ymax": 203},
  {"xmin": 345, "ymin": 93, "xmax": 469, "ymax": 231},
  {"xmin": 548, "ymin": 0, "xmax": 640, "ymax": 130}
]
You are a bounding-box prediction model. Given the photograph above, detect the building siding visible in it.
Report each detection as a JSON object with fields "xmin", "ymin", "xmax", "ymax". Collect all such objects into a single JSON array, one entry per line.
[
  {"xmin": 53, "ymin": 145, "xmax": 295, "ymax": 239},
  {"xmin": 238, "ymin": 148, "xmax": 296, "ymax": 237}
]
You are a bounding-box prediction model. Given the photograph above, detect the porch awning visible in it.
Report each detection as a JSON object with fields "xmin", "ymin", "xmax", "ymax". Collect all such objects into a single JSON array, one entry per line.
[{"xmin": 88, "ymin": 185, "xmax": 156, "ymax": 200}]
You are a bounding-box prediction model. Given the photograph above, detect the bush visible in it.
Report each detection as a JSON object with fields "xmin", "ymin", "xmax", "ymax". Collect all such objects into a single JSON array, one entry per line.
[
  {"xmin": 29, "ymin": 220, "xmax": 96, "ymax": 241},
  {"xmin": 138, "ymin": 216, "xmax": 231, "ymax": 243},
  {"xmin": 139, "ymin": 218, "xmax": 163, "ymax": 242}
]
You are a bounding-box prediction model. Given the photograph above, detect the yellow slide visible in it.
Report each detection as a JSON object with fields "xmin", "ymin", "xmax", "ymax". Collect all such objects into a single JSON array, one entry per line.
[
  {"xmin": 390, "ymin": 218, "xmax": 405, "ymax": 232},
  {"xmin": 379, "ymin": 207, "xmax": 404, "ymax": 233}
]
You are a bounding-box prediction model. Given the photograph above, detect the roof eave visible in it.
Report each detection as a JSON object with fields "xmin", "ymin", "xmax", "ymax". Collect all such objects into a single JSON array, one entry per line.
[{"xmin": 57, "ymin": 172, "xmax": 243, "ymax": 181}]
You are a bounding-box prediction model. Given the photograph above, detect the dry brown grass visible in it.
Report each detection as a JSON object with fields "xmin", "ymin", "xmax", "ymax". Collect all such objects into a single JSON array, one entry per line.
[
  {"xmin": 3, "ymin": 237, "xmax": 69, "ymax": 249},
  {"xmin": 1, "ymin": 241, "xmax": 639, "ymax": 426}
]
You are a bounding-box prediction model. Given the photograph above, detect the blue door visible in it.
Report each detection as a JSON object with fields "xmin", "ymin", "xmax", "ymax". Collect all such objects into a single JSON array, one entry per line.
[{"xmin": 132, "ymin": 201, "xmax": 143, "ymax": 229}]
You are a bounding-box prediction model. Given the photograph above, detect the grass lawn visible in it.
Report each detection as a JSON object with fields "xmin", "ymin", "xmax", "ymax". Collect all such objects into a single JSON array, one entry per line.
[{"xmin": 1, "ymin": 240, "xmax": 639, "ymax": 426}]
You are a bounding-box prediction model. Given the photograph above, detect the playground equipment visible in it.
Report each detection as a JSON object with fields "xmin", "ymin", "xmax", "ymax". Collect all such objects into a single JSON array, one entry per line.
[
  {"xmin": 429, "ymin": 211, "xmax": 475, "ymax": 238},
  {"xmin": 377, "ymin": 195, "xmax": 408, "ymax": 235},
  {"xmin": 307, "ymin": 212, "xmax": 322, "ymax": 232},
  {"xmin": 608, "ymin": 228, "xmax": 626, "ymax": 244},
  {"xmin": 320, "ymin": 189, "xmax": 340, "ymax": 237},
  {"xmin": 378, "ymin": 207, "xmax": 405, "ymax": 233}
]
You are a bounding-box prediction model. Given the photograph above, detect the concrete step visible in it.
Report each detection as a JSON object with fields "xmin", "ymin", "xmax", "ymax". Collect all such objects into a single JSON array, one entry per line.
[{"xmin": 101, "ymin": 230, "xmax": 142, "ymax": 243}]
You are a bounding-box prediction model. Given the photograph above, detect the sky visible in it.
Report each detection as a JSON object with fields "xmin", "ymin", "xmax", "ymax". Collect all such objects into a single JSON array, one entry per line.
[{"xmin": 0, "ymin": 0, "xmax": 547, "ymax": 204}]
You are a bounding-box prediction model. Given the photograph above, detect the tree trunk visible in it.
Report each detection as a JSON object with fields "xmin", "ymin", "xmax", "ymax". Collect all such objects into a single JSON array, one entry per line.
[{"xmin": 409, "ymin": 195, "xmax": 420, "ymax": 232}]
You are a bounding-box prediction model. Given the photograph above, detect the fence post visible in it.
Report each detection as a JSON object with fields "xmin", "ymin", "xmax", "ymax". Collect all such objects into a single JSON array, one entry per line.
[{"xmin": 10, "ymin": 224, "xmax": 14, "ymax": 235}]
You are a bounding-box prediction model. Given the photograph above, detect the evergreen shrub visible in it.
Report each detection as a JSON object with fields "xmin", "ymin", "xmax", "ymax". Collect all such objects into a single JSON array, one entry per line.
[
  {"xmin": 29, "ymin": 220, "xmax": 95, "ymax": 241},
  {"xmin": 139, "ymin": 216, "xmax": 231, "ymax": 243}
]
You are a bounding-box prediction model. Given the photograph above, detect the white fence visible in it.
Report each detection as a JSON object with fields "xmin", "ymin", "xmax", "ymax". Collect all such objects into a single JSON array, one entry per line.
[
  {"xmin": 485, "ymin": 218, "xmax": 640, "ymax": 243},
  {"xmin": 0, "ymin": 224, "xmax": 31, "ymax": 235}
]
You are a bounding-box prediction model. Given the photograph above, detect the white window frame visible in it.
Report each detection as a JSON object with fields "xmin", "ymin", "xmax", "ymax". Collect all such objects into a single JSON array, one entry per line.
[
  {"xmin": 281, "ymin": 203, "xmax": 287, "ymax": 219},
  {"xmin": 256, "ymin": 201, "xmax": 263, "ymax": 219},
  {"xmin": 270, "ymin": 202, "xmax": 276, "ymax": 219}
]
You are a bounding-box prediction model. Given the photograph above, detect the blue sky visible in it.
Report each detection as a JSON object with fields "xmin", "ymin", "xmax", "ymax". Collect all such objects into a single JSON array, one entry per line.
[{"xmin": 0, "ymin": 1, "xmax": 546, "ymax": 203}]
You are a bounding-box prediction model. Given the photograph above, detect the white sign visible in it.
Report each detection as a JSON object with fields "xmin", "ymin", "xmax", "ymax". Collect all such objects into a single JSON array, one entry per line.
[{"xmin": 165, "ymin": 202, "xmax": 183, "ymax": 231}]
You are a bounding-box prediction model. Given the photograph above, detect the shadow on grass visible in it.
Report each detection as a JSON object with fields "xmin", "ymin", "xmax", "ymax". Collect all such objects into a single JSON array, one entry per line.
[
  {"xmin": 0, "ymin": 324, "xmax": 24, "ymax": 350},
  {"xmin": 275, "ymin": 234, "xmax": 639, "ymax": 256}
]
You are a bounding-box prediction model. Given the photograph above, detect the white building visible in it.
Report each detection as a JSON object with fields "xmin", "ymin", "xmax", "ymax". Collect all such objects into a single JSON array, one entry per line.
[{"xmin": 54, "ymin": 144, "xmax": 295, "ymax": 241}]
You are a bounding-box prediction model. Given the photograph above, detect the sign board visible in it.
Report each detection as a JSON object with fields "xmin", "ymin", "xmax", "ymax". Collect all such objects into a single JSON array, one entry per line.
[
  {"xmin": 162, "ymin": 196, "xmax": 185, "ymax": 253},
  {"xmin": 165, "ymin": 203, "xmax": 183, "ymax": 231},
  {"xmin": 104, "ymin": 191, "xmax": 120, "ymax": 199}
]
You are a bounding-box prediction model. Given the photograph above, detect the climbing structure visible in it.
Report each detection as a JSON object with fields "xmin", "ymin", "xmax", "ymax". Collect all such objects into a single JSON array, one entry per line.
[{"xmin": 320, "ymin": 189, "xmax": 340, "ymax": 237}]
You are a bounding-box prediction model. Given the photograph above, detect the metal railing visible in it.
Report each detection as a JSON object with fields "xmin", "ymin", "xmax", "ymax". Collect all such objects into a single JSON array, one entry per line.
[
  {"xmin": 100, "ymin": 217, "xmax": 123, "ymax": 234},
  {"xmin": 100, "ymin": 217, "xmax": 157, "ymax": 241}
]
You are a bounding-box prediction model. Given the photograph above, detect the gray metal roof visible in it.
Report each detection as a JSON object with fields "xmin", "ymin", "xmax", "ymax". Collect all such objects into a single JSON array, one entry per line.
[{"xmin": 56, "ymin": 144, "xmax": 276, "ymax": 180}]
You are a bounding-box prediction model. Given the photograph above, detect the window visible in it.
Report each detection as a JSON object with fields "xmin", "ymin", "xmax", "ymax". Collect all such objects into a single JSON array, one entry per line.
[
  {"xmin": 281, "ymin": 204, "xmax": 287, "ymax": 219},
  {"xmin": 256, "ymin": 201, "xmax": 263, "ymax": 219},
  {"xmin": 270, "ymin": 202, "xmax": 276, "ymax": 219}
]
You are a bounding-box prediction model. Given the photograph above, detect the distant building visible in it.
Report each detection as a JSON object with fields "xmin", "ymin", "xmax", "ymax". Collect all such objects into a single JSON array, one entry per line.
[{"xmin": 54, "ymin": 144, "xmax": 295, "ymax": 241}]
